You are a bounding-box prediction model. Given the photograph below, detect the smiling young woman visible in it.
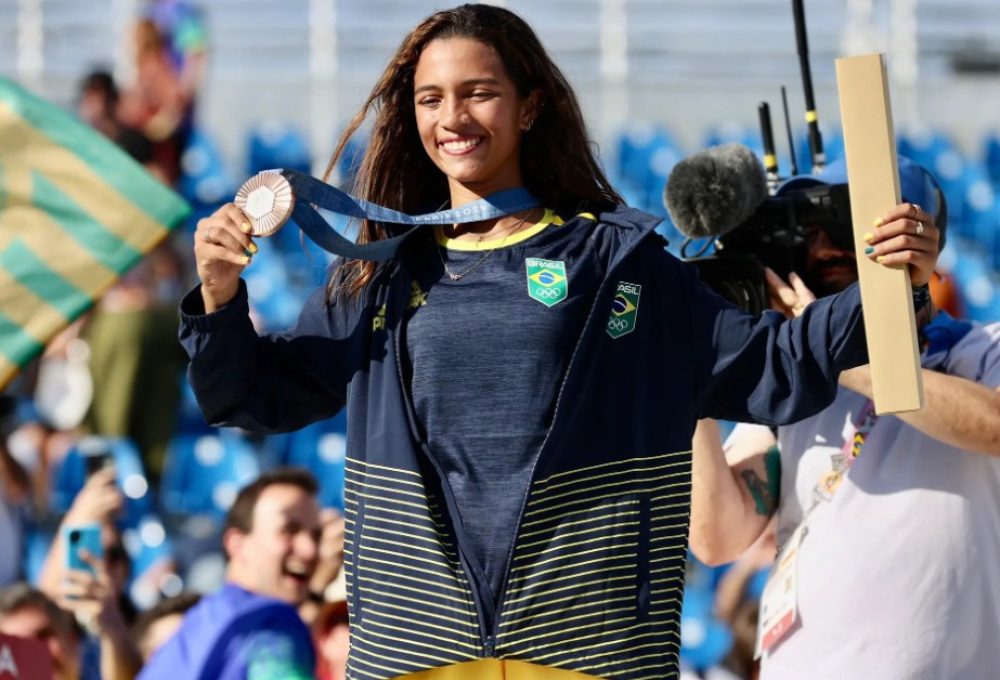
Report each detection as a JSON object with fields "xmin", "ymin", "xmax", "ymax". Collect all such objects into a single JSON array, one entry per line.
[{"xmin": 181, "ymin": 4, "xmax": 939, "ymax": 679}]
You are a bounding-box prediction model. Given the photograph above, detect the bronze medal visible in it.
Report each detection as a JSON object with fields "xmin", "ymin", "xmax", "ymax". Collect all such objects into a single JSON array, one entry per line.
[{"xmin": 234, "ymin": 171, "xmax": 295, "ymax": 237}]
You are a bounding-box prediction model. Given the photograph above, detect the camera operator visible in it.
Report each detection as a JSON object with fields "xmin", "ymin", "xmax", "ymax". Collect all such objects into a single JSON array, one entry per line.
[{"xmin": 689, "ymin": 156, "xmax": 1000, "ymax": 680}]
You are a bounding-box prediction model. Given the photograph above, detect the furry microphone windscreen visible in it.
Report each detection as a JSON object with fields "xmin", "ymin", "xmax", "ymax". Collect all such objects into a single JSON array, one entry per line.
[{"xmin": 663, "ymin": 143, "xmax": 768, "ymax": 239}]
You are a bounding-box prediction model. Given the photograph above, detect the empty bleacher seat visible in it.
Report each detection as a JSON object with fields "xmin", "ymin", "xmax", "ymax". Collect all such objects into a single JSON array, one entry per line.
[
  {"xmin": 951, "ymin": 246, "xmax": 1000, "ymax": 323},
  {"xmin": 679, "ymin": 585, "xmax": 734, "ymax": 672},
  {"xmin": 246, "ymin": 121, "xmax": 312, "ymax": 176},
  {"xmin": 284, "ymin": 412, "xmax": 348, "ymax": 512},
  {"xmin": 984, "ymin": 132, "xmax": 1000, "ymax": 189},
  {"xmin": 178, "ymin": 128, "xmax": 237, "ymax": 217},
  {"xmin": 160, "ymin": 431, "xmax": 260, "ymax": 519}
]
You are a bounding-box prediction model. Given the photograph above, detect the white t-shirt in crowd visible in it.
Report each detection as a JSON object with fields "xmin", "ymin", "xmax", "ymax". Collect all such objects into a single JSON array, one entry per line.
[{"xmin": 756, "ymin": 318, "xmax": 1000, "ymax": 680}]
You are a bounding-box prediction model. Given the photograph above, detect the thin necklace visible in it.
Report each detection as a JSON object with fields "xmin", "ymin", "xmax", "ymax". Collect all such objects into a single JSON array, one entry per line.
[{"xmin": 437, "ymin": 211, "xmax": 533, "ymax": 281}]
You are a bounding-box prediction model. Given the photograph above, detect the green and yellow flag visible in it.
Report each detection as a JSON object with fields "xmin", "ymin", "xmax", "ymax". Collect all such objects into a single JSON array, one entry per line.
[{"xmin": 0, "ymin": 77, "xmax": 190, "ymax": 388}]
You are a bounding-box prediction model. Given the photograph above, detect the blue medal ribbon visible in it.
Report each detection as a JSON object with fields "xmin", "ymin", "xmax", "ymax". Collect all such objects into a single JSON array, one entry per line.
[{"xmin": 280, "ymin": 169, "xmax": 541, "ymax": 262}]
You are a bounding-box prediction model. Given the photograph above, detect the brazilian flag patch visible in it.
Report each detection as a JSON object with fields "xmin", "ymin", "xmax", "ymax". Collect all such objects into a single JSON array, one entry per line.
[
  {"xmin": 607, "ymin": 281, "xmax": 641, "ymax": 338},
  {"xmin": 526, "ymin": 258, "xmax": 568, "ymax": 307}
]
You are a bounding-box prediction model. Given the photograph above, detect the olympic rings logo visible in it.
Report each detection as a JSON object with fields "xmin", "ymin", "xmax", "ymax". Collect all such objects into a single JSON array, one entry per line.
[
  {"xmin": 533, "ymin": 287, "xmax": 563, "ymax": 299},
  {"xmin": 608, "ymin": 318, "xmax": 629, "ymax": 332}
]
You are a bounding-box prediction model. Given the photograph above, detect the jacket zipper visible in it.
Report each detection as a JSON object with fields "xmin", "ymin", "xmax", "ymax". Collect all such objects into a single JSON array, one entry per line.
[
  {"xmin": 387, "ymin": 264, "xmax": 495, "ymax": 656},
  {"xmin": 385, "ymin": 221, "xmax": 656, "ymax": 657},
  {"xmin": 487, "ymin": 225, "xmax": 652, "ymax": 653}
]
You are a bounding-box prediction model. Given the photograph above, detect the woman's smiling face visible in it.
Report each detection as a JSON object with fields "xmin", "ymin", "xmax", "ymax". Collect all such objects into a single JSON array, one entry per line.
[{"xmin": 413, "ymin": 37, "xmax": 536, "ymax": 201}]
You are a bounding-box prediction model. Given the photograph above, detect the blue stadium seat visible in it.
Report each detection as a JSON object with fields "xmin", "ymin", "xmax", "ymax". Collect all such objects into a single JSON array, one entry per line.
[
  {"xmin": 257, "ymin": 432, "xmax": 294, "ymax": 470},
  {"xmin": 898, "ymin": 127, "xmax": 956, "ymax": 171},
  {"xmin": 50, "ymin": 437, "xmax": 152, "ymax": 527},
  {"xmin": 335, "ymin": 134, "xmax": 367, "ymax": 188},
  {"xmin": 22, "ymin": 525, "xmax": 54, "ymax": 585},
  {"xmin": 240, "ymin": 237, "xmax": 305, "ymax": 331},
  {"xmin": 795, "ymin": 124, "xmax": 844, "ymax": 173},
  {"xmin": 932, "ymin": 150, "xmax": 972, "ymax": 234},
  {"xmin": 643, "ymin": 145, "xmax": 682, "ymax": 216},
  {"xmin": 985, "ymin": 132, "xmax": 1000, "ymax": 190},
  {"xmin": 160, "ymin": 431, "xmax": 261, "ymax": 519},
  {"xmin": 243, "ymin": 248, "xmax": 302, "ymax": 332},
  {"xmin": 175, "ymin": 379, "xmax": 213, "ymax": 436},
  {"xmin": 246, "ymin": 121, "xmax": 312, "ymax": 176},
  {"xmin": 703, "ymin": 122, "xmax": 761, "ymax": 155},
  {"xmin": 285, "ymin": 412, "xmax": 348, "ymax": 511},
  {"xmin": 615, "ymin": 123, "xmax": 680, "ymax": 194},
  {"xmin": 178, "ymin": 128, "xmax": 237, "ymax": 210},
  {"xmin": 951, "ymin": 246, "xmax": 1000, "ymax": 323},
  {"xmin": 968, "ymin": 195, "xmax": 1000, "ymax": 263},
  {"xmin": 679, "ymin": 585, "xmax": 734, "ymax": 671}
]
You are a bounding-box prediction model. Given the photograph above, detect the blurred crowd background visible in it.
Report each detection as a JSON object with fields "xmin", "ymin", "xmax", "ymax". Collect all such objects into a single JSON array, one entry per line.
[{"xmin": 1, "ymin": 0, "xmax": 1000, "ymax": 678}]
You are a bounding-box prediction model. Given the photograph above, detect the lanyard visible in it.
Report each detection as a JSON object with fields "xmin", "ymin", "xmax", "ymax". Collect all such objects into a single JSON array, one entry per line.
[
  {"xmin": 280, "ymin": 169, "xmax": 541, "ymax": 262},
  {"xmin": 809, "ymin": 399, "xmax": 879, "ymax": 507}
]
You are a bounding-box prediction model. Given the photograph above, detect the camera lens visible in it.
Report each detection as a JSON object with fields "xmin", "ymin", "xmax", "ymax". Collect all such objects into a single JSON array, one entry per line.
[{"xmin": 69, "ymin": 530, "xmax": 81, "ymax": 542}]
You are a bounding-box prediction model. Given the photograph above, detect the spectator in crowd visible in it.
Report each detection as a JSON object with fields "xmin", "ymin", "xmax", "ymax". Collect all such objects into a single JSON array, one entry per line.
[
  {"xmin": 56, "ymin": 543, "xmax": 141, "ymax": 680},
  {"xmin": 314, "ymin": 598, "xmax": 349, "ymax": 680},
  {"xmin": 75, "ymin": 70, "xmax": 188, "ymax": 481},
  {"xmin": 118, "ymin": 18, "xmax": 193, "ymax": 184},
  {"xmin": 0, "ymin": 435, "xmax": 30, "ymax": 587},
  {"xmin": 928, "ymin": 269, "xmax": 965, "ymax": 318},
  {"xmin": 77, "ymin": 70, "xmax": 158, "ymax": 177},
  {"xmin": 130, "ymin": 591, "xmax": 201, "ymax": 662},
  {"xmin": 37, "ymin": 467, "xmax": 124, "ymax": 597},
  {"xmin": 689, "ymin": 158, "xmax": 1000, "ymax": 679},
  {"xmin": 4, "ymin": 320, "xmax": 94, "ymax": 514},
  {"xmin": 35, "ymin": 466, "xmax": 141, "ymax": 680},
  {"xmin": 299, "ymin": 508, "xmax": 344, "ymax": 636},
  {"xmin": 146, "ymin": 0, "xmax": 208, "ymax": 105},
  {"xmin": 0, "ymin": 583, "xmax": 81, "ymax": 680},
  {"xmin": 138, "ymin": 468, "xmax": 342, "ymax": 680},
  {"xmin": 180, "ymin": 4, "xmax": 938, "ymax": 675}
]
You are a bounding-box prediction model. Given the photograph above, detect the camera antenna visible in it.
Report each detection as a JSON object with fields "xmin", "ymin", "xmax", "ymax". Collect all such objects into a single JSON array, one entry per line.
[
  {"xmin": 792, "ymin": 0, "xmax": 825, "ymax": 173},
  {"xmin": 781, "ymin": 85, "xmax": 800, "ymax": 176},
  {"xmin": 758, "ymin": 102, "xmax": 780, "ymax": 193}
]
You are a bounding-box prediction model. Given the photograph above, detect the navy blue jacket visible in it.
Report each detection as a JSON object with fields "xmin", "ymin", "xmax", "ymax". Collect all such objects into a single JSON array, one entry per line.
[{"xmin": 179, "ymin": 206, "xmax": 867, "ymax": 679}]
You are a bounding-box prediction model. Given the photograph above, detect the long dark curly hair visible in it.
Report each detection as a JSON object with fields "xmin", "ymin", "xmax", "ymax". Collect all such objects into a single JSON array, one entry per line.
[{"xmin": 327, "ymin": 3, "xmax": 623, "ymax": 299}]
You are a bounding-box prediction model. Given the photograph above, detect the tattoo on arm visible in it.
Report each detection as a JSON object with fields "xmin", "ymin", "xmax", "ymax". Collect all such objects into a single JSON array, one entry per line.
[{"xmin": 740, "ymin": 446, "xmax": 782, "ymax": 516}]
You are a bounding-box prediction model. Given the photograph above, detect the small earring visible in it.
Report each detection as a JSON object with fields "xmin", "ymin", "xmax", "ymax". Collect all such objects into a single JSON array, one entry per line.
[{"xmin": 522, "ymin": 119, "xmax": 534, "ymax": 132}]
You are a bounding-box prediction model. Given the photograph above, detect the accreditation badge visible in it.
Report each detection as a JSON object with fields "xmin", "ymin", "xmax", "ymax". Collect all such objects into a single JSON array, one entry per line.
[{"xmin": 755, "ymin": 524, "xmax": 806, "ymax": 658}]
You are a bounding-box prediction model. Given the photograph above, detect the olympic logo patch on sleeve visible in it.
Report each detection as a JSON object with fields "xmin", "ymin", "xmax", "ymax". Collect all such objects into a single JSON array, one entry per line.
[{"xmin": 607, "ymin": 281, "xmax": 641, "ymax": 338}]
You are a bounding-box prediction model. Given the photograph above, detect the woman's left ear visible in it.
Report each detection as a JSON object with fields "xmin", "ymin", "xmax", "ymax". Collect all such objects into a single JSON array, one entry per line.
[{"xmin": 521, "ymin": 91, "xmax": 542, "ymax": 132}]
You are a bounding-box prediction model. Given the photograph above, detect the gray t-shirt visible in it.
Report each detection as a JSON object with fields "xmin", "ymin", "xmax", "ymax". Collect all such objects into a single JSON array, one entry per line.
[{"xmin": 759, "ymin": 317, "xmax": 1000, "ymax": 679}]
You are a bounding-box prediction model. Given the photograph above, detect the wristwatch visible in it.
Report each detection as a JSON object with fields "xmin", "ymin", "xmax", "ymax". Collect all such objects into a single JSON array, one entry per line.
[{"xmin": 912, "ymin": 283, "xmax": 933, "ymax": 330}]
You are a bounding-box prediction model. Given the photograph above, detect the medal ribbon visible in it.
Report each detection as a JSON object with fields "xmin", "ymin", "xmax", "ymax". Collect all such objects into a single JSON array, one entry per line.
[{"xmin": 280, "ymin": 169, "xmax": 541, "ymax": 262}]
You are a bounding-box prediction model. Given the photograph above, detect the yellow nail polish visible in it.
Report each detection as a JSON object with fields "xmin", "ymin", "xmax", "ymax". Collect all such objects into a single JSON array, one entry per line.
[
  {"xmin": 876, "ymin": 256, "xmax": 886, "ymax": 264},
  {"xmin": 248, "ymin": 242, "xmax": 258, "ymax": 254},
  {"xmin": 863, "ymin": 232, "xmax": 874, "ymax": 243},
  {"xmin": 241, "ymin": 255, "xmax": 251, "ymax": 265},
  {"xmin": 873, "ymin": 218, "xmax": 883, "ymax": 228},
  {"xmin": 241, "ymin": 222, "xmax": 252, "ymax": 234}
]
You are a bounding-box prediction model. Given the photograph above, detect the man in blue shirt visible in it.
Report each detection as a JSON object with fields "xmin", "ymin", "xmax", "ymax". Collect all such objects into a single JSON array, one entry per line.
[{"xmin": 139, "ymin": 468, "xmax": 332, "ymax": 680}]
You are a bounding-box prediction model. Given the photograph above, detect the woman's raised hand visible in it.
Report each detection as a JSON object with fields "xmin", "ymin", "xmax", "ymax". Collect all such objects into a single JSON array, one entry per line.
[
  {"xmin": 863, "ymin": 202, "xmax": 940, "ymax": 287},
  {"xmin": 194, "ymin": 203, "xmax": 258, "ymax": 311}
]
